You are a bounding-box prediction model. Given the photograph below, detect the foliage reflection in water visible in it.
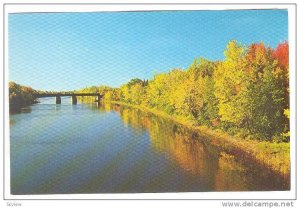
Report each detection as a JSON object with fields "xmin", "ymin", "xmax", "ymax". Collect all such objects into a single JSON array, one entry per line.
[
  {"xmin": 108, "ymin": 103, "xmax": 289, "ymax": 192},
  {"xmin": 10, "ymin": 98, "xmax": 289, "ymax": 194}
]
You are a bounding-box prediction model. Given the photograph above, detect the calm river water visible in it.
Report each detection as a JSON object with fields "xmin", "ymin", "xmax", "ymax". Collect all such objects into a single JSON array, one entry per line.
[{"xmin": 10, "ymin": 97, "xmax": 289, "ymax": 194}]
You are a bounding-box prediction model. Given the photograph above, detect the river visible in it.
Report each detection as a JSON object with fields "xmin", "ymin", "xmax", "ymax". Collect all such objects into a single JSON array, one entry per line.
[{"xmin": 9, "ymin": 97, "xmax": 289, "ymax": 194}]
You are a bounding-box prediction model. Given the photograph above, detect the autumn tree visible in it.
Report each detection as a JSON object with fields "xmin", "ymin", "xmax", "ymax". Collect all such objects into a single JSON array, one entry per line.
[
  {"xmin": 214, "ymin": 40, "xmax": 250, "ymax": 134},
  {"xmin": 185, "ymin": 58, "xmax": 218, "ymax": 125}
]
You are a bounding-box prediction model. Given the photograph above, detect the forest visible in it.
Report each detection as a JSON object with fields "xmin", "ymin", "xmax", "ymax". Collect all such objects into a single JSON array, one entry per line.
[
  {"xmin": 9, "ymin": 40, "xmax": 290, "ymax": 142},
  {"xmin": 76, "ymin": 40, "xmax": 290, "ymax": 142}
]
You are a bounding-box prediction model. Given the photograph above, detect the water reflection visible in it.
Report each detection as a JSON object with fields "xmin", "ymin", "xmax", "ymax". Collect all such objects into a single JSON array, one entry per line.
[
  {"xmin": 10, "ymin": 100, "xmax": 289, "ymax": 194},
  {"xmin": 105, "ymin": 103, "xmax": 289, "ymax": 191},
  {"xmin": 10, "ymin": 106, "xmax": 32, "ymax": 115}
]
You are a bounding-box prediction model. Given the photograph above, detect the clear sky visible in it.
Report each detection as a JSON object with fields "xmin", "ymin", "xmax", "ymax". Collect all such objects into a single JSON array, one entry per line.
[{"xmin": 9, "ymin": 10, "xmax": 288, "ymax": 91}]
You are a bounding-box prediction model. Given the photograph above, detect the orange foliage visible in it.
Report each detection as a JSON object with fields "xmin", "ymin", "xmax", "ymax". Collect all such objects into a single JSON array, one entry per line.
[
  {"xmin": 273, "ymin": 41, "xmax": 289, "ymax": 69},
  {"xmin": 246, "ymin": 43, "xmax": 268, "ymax": 64}
]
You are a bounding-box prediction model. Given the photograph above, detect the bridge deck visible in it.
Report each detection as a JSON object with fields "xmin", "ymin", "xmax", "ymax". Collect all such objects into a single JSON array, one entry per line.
[{"xmin": 35, "ymin": 93, "xmax": 103, "ymax": 98}]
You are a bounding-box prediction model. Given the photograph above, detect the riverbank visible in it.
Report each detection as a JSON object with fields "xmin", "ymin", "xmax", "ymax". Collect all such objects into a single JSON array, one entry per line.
[
  {"xmin": 9, "ymin": 82, "xmax": 38, "ymax": 112},
  {"xmin": 111, "ymin": 101, "xmax": 290, "ymax": 177}
]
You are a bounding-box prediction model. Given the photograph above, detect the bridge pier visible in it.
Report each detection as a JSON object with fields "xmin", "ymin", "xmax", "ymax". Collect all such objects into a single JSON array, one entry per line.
[
  {"xmin": 72, "ymin": 95, "xmax": 77, "ymax": 105},
  {"xmin": 55, "ymin": 96, "xmax": 61, "ymax": 104},
  {"xmin": 96, "ymin": 95, "xmax": 101, "ymax": 103}
]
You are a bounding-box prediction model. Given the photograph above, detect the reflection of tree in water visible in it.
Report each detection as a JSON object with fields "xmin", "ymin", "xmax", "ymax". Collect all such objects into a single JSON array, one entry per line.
[
  {"xmin": 113, "ymin": 105, "xmax": 230, "ymax": 189},
  {"xmin": 100, "ymin": 103, "xmax": 289, "ymax": 191}
]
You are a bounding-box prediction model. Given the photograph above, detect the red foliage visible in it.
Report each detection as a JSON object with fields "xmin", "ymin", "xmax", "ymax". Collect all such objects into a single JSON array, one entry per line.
[{"xmin": 273, "ymin": 41, "xmax": 289, "ymax": 69}]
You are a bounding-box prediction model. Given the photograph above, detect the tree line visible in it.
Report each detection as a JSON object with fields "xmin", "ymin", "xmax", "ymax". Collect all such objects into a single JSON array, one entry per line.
[
  {"xmin": 76, "ymin": 40, "xmax": 290, "ymax": 142},
  {"xmin": 9, "ymin": 82, "xmax": 38, "ymax": 111},
  {"xmin": 9, "ymin": 40, "xmax": 289, "ymax": 142},
  {"xmin": 8, "ymin": 82, "xmax": 76, "ymax": 111}
]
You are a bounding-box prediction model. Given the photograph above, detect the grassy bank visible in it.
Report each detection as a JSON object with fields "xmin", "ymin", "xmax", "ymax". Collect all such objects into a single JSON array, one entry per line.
[{"xmin": 111, "ymin": 100, "xmax": 290, "ymax": 177}]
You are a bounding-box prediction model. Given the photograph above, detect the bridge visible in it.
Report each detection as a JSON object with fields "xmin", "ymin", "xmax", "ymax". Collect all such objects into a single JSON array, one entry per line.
[{"xmin": 35, "ymin": 93, "xmax": 104, "ymax": 104}]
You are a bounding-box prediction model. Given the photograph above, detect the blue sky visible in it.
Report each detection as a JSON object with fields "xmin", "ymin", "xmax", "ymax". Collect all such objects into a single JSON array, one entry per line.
[{"xmin": 9, "ymin": 10, "xmax": 288, "ymax": 91}]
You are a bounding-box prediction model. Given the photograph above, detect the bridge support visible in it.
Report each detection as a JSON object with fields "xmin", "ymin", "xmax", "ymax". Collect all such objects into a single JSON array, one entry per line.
[
  {"xmin": 72, "ymin": 95, "xmax": 77, "ymax": 105},
  {"xmin": 96, "ymin": 95, "xmax": 101, "ymax": 103},
  {"xmin": 55, "ymin": 96, "xmax": 61, "ymax": 104}
]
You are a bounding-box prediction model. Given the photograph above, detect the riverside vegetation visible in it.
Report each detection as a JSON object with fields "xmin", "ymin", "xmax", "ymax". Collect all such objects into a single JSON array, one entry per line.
[
  {"xmin": 9, "ymin": 82, "xmax": 38, "ymax": 111},
  {"xmin": 9, "ymin": 40, "xmax": 290, "ymax": 176}
]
